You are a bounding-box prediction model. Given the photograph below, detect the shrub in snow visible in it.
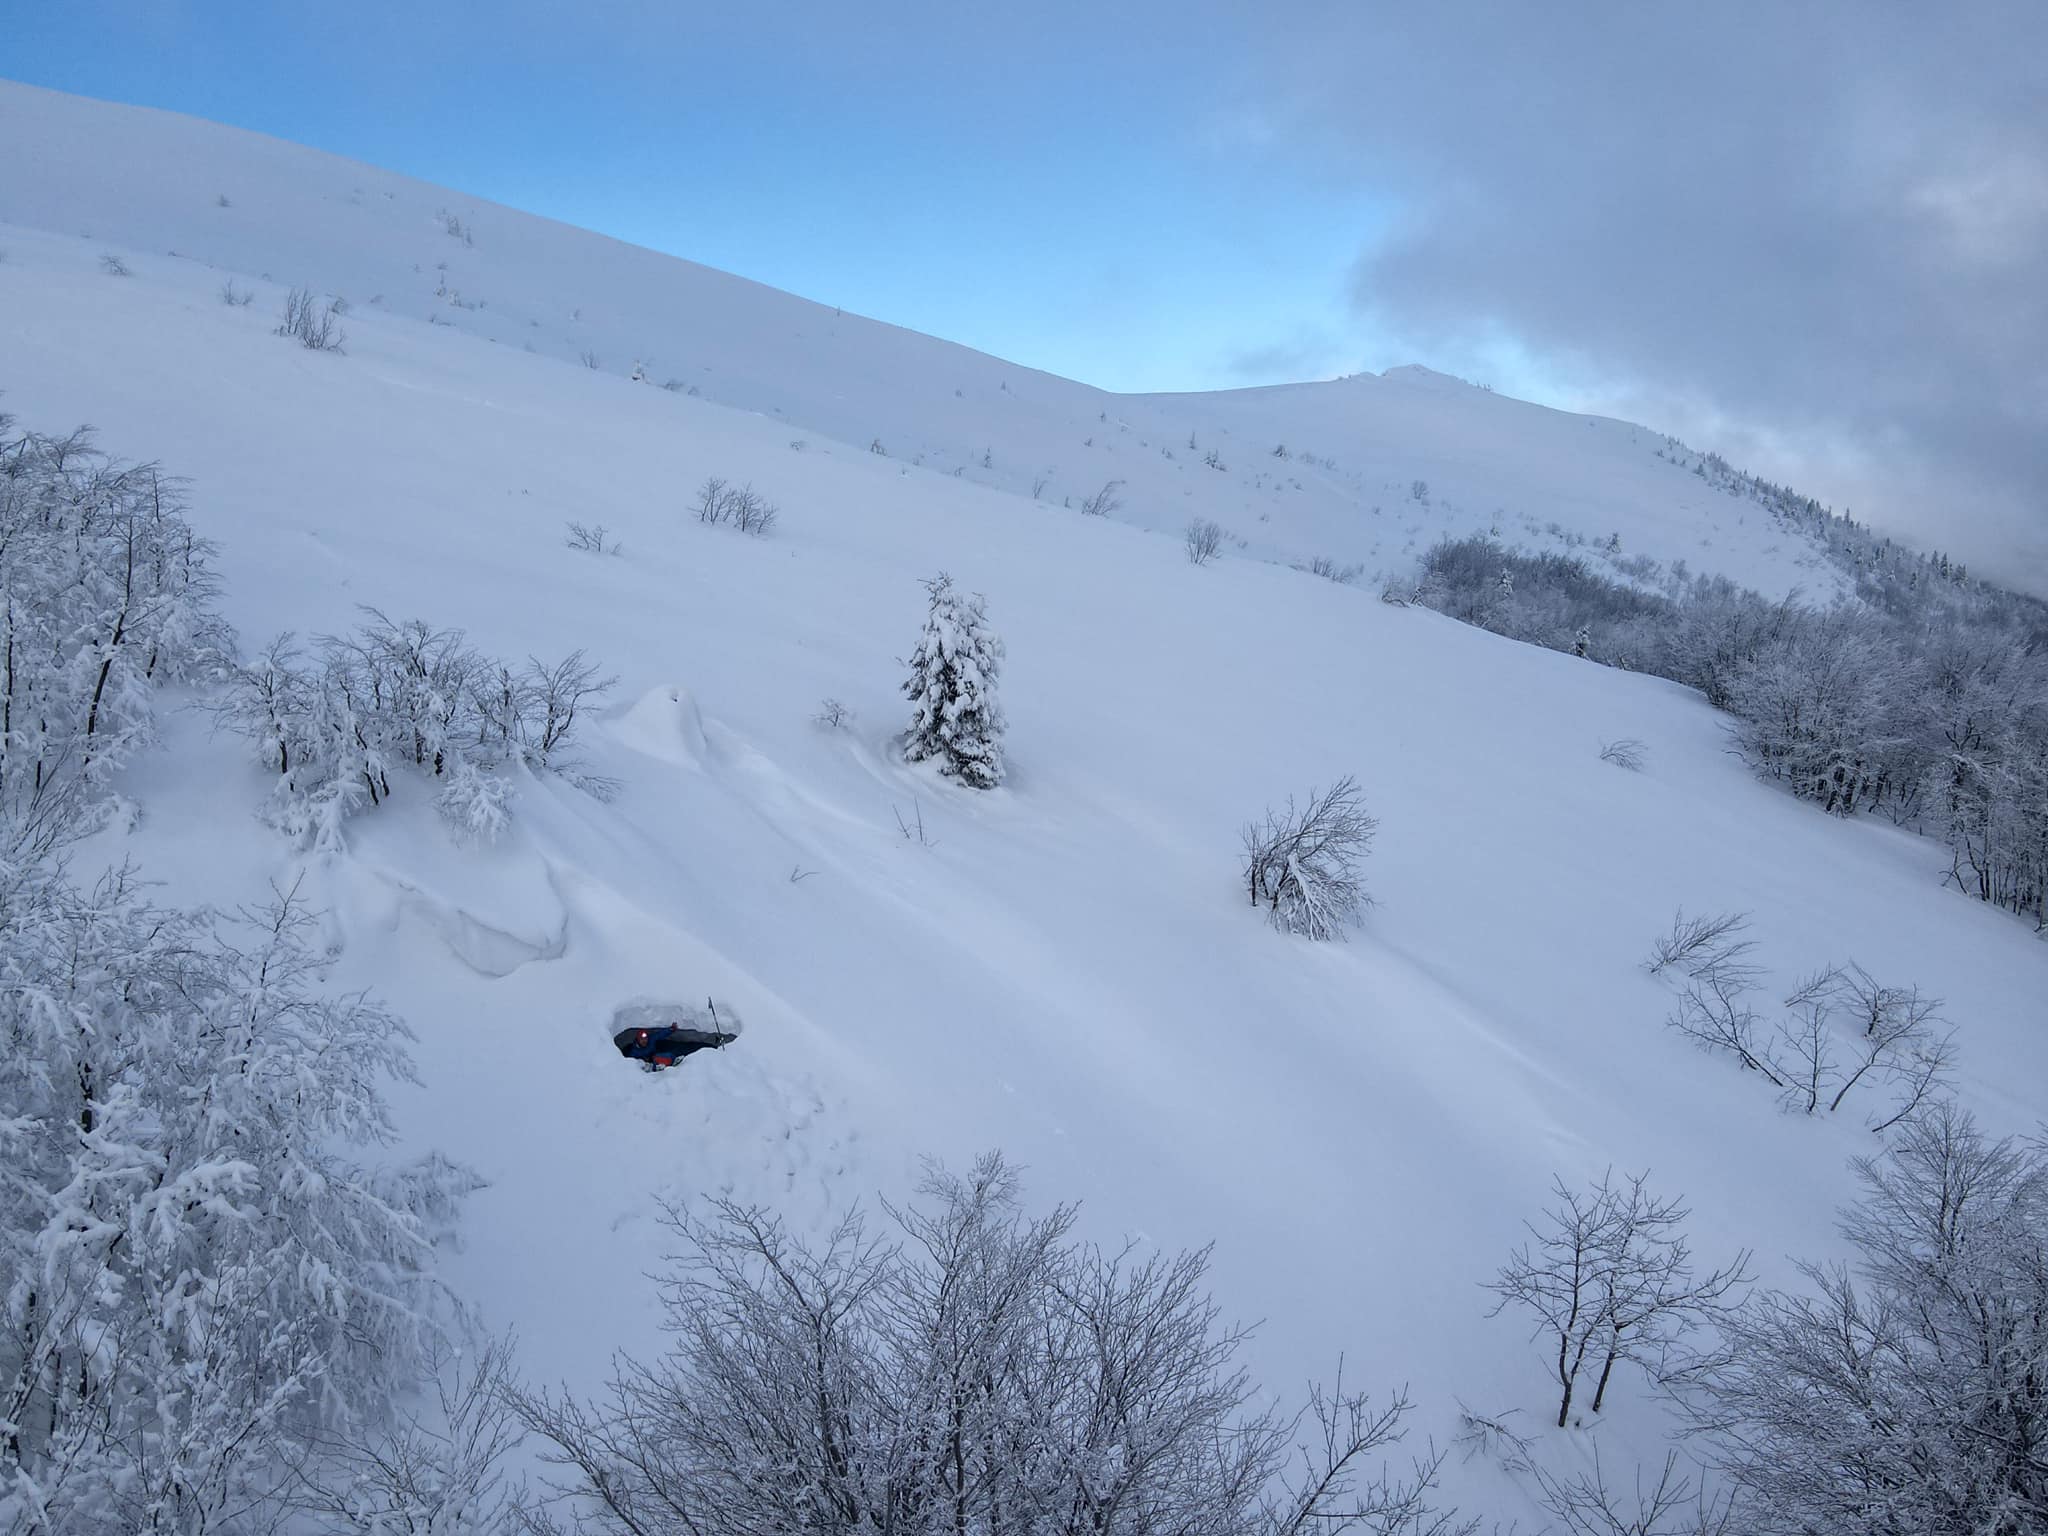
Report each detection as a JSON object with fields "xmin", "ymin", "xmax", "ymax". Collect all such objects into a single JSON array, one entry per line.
[
  {"xmin": 1304, "ymin": 555, "xmax": 1363, "ymax": 584},
  {"xmin": 1598, "ymin": 737, "xmax": 1647, "ymax": 770},
  {"xmin": 0, "ymin": 872, "xmax": 480, "ymax": 1532},
  {"xmin": 215, "ymin": 610, "xmax": 616, "ymax": 848},
  {"xmin": 902, "ymin": 572, "xmax": 1006, "ymax": 789},
  {"xmin": 1078, "ymin": 478, "xmax": 1124, "ymax": 517},
  {"xmin": 437, "ymin": 756, "xmax": 514, "ymax": 845},
  {"xmin": 1697, "ymin": 1103, "xmax": 2048, "ymax": 1534},
  {"xmin": 1487, "ymin": 1169, "xmax": 1751, "ymax": 1428},
  {"xmin": 0, "ymin": 420, "xmax": 226, "ymax": 855},
  {"xmin": 1185, "ymin": 517, "xmax": 1223, "ymax": 566},
  {"xmin": 511, "ymin": 1153, "xmax": 1471, "ymax": 1536},
  {"xmin": 693, "ymin": 475, "xmax": 779, "ymax": 536},
  {"xmin": 1241, "ymin": 775, "xmax": 1375, "ymax": 939},
  {"xmin": 813, "ymin": 696, "xmax": 853, "ymax": 730},
  {"xmin": 277, "ymin": 285, "xmax": 345, "ymax": 351},
  {"xmin": 98, "ymin": 251, "xmax": 129, "ymax": 276},
  {"xmin": 218, "ymin": 277, "xmax": 253, "ymax": 306},
  {"xmin": 565, "ymin": 517, "xmax": 620, "ymax": 554}
]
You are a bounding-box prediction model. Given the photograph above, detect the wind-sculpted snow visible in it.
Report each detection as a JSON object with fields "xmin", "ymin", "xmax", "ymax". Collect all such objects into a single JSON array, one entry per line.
[
  {"xmin": 607, "ymin": 683, "xmax": 711, "ymax": 767},
  {"xmin": 380, "ymin": 874, "xmax": 571, "ymax": 978}
]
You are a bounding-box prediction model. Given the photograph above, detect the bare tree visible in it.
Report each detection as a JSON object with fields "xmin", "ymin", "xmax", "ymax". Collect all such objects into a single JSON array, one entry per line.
[
  {"xmin": 1667, "ymin": 970, "xmax": 1784, "ymax": 1085},
  {"xmin": 1645, "ymin": 910, "xmax": 1757, "ymax": 987},
  {"xmin": 1659, "ymin": 944, "xmax": 1955, "ymax": 1126},
  {"xmin": 99, "ymin": 252, "xmax": 130, "ymax": 276},
  {"xmin": 1186, "ymin": 517, "xmax": 1224, "ymax": 566},
  {"xmin": 218, "ymin": 278, "xmax": 254, "ymax": 307},
  {"xmin": 522, "ymin": 650, "xmax": 617, "ymax": 772},
  {"xmin": 814, "ymin": 697, "xmax": 853, "ymax": 730},
  {"xmin": 1242, "ymin": 776, "xmax": 1376, "ymax": 940},
  {"xmin": 1487, "ymin": 1169, "xmax": 1751, "ymax": 1428},
  {"xmin": 510, "ymin": 1155, "xmax": 1472, "ymax": 1536},
  {"xmin": 694, "ymin": 475, "xmax": 779, "ymax": 536},
  {"xmin": 1530, "ymin": 1447, "xmax": 1744, "ymax": 1536},
  {"xmin": 284, "ymin": 1334, "xmax": 530, "ymax": 1533}
]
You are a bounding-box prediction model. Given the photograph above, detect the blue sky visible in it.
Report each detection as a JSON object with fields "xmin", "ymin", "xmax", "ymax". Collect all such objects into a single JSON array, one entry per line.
[
  {"xmin": 8, "ymin": 3, "xmax": 2044, "ymax": 582},
  {"xmin": 7, "ymin": 2, "xmax": 1398, "ymax": 394}
]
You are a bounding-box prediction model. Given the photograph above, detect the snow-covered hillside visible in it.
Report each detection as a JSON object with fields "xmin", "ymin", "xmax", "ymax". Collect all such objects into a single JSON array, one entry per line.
[
  {"xmin": 2, "ymin": 80, "xmax": 2041, "ymax": 1525},
  {"xmin": 0, "ymin": 79, "xmax": 1846, "ymax": 604}
]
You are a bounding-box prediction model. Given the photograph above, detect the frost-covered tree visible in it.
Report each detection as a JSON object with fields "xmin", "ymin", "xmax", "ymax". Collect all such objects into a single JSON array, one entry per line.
[
  {"xmin": 1488, "ymin": 1170, "xmax": 1750, "ymax": 1428},
  {"xmin": 1407, "ymin": 524, "xmax": 2048, "ymax": 928},
  {"xmin": 902, "ymin": 572, "xmax": 1006, "ymax": 789},
  {"xmin": 514, "ymin": 1155, "xmax": 1472, "ymax": 1536},
  {"xmin": 213, "ymin": 610, "xmax": 615, "ymax": 848},
  {"xmin": 0, "ymin": 419, "xmax": 490, "ymax": 1532},
  {"xmin": 1242, "ymin": 776, "xmax": 1376, "ymax": 940},
  {"xmin": 0, "ymin": 872, "xmax": 478, "ymax": 1533},
  {"xmin": 0, "ymin": 422, "xmax": 225, "ymax": 856},
  {"xmin": 1697, "ymin": 1103, "xmax": 2048, "ymax": 1534}
]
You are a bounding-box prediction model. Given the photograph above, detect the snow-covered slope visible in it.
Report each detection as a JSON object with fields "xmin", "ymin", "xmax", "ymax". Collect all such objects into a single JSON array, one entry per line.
[
  {"xmin": 0, "ymin": 79, "xmax": 1842, "ymax": 603},
  {"xmin": 2, "ymin": 80, "xmax": 2038, "ymax": 1520}
]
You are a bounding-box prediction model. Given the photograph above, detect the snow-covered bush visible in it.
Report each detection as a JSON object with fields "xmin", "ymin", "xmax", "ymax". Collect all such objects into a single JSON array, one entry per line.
[
  {"xmin": 512, "ymin": 1154, "xmax": 1471, "ymax": 1536},
  {"xmin": 813, "ymin": 696, "xmax": 853, "ymax": 730},
  {"xmin": 215, "ymin": 610, "xmax": 615, "ymax": 847},
  {"xmin": 1241, "ymin": 775, "xmax": 1375, "ymax": 939},
  {"xmin": 0, "ymin": 421, "xmax": 226, "ymax": 856},
  {"xmin": 1185, "ymin": 516, "xmax": 1223, "ymax": 565},
  {"xmin": 0, "ymin": 872, "xmax": 479, "ymax": 1533},
  {"xmin": 902, "ymin": 572, "xmax": 1006, "ymax": 789},
  {"xmin": 437, "ymin": 756, "xmax": 514, "ymax": 845},
  {"xmin": 1697, "ymin": 1103, "xmax": 2048, "ymax": 1534},
  {"xmin": 1488, "ymin": 1169, "xmax": 1751, "ymax": 1428}
]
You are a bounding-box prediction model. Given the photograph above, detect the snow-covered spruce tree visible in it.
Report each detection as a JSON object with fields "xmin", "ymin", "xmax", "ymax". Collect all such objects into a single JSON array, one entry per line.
[{"xmin": 901, "ymin": 572, "xmax": 1006, "ymax": 789}]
